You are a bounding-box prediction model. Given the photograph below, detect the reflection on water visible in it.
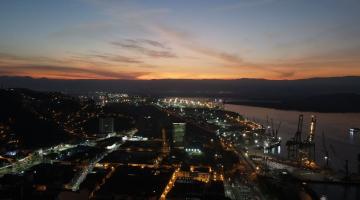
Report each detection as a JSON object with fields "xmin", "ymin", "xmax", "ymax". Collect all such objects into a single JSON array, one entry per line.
[
  {"xmin": 225, "ymin": 104, "xmax": 360, "ymax": 173},
  {"xmin": 350, "ymin": 131, "xmax": 354, "ymax": 142},
  {"xmin": 309, "ymin": 183, "xmax": 360, "ymax": 200}
]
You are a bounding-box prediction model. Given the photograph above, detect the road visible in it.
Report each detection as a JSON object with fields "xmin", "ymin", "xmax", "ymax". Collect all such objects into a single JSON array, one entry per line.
[
  {"xmin": 0, "ymin": 129, "xmax": 137, "ymax": 179},
  {"xmin": 65, "ymin": 129, "xmax": 137, "ymax": 191}
]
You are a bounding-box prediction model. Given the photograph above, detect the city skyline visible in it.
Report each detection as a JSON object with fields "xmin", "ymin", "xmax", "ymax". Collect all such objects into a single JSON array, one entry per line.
[{"xmin": 1, "ymin": 0, "xmax": 360, "ymax": 80}]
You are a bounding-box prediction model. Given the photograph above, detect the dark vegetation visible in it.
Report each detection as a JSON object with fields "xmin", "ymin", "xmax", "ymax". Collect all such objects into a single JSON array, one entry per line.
[{"xmin": 0, "ymin": 89, "xmax": 71, "ymax": 149}]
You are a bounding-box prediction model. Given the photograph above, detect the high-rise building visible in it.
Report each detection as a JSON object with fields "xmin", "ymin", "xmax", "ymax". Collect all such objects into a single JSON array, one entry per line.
[
  {"xmin": 172, "ymin": 122, "xmax": 186, "ymax": 148},
  {"xmin": 99, "ymin": 117, "xmax": 114, "ymax": 134}
]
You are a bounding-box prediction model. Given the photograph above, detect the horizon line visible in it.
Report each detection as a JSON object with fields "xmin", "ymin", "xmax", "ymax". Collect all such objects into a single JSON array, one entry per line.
[{"xmin": 1, "ymin": 75, "xmax": 360, "ymax": 82}]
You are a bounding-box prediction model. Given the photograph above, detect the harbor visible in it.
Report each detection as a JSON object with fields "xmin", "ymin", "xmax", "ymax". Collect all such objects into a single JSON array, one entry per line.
[
  {"xmin": 226, "ymin": 103, "xmax": 360, "ymax": 199},
  {"xmin": 157, "ymin": 98, "xmax": 360, "ymax": 199}
]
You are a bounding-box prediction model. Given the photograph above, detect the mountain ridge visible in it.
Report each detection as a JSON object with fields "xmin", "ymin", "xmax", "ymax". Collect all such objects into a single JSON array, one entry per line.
[{"xmin": 1, "ymin": 76, "xmax": 359, "ymax": 98}]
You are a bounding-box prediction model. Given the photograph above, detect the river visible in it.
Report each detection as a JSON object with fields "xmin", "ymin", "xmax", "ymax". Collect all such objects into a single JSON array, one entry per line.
[{"xmin": 225, "ymin": 104, "xmax": 360, "ymax": 173}]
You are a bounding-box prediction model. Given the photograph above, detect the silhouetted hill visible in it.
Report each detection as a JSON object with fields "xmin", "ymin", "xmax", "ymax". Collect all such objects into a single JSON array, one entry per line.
[
  {"xmin": 0, "ymin": 89, "xmax": 76, "ymax": 149},
  {"xmin": 1, "ymin": 76, "xmax": 360, "ymax": 112},
  {"xmin": 1, "ymin": 76, "xmax": 360, "ymax": 99}
]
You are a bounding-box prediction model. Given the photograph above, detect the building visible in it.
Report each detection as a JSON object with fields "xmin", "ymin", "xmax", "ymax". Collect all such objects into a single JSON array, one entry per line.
[
  {"xmin": 99, "ymin": 118, "xmax": 114, "ymax": 134},
  {"xmin": 172, "ymin": 123, "xmax": 186, "ymax": 148}
]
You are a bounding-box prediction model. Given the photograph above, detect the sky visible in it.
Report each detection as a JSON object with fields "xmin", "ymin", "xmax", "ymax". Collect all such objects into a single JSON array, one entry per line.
[{"xmin": 0, "ymin": 0, "xmax": 360, "ymax": 80}]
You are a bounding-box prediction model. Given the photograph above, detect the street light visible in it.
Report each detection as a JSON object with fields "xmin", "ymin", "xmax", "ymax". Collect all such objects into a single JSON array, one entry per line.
[{"xmin": 324, "ymin": 155, "xmax": 329, "ymax": 167}]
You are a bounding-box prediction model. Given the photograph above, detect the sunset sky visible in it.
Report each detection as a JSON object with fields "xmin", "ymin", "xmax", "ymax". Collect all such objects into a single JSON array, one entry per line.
[{"xmin": 0, "ymin": 0, "xmax": 360, "ymax": 80}]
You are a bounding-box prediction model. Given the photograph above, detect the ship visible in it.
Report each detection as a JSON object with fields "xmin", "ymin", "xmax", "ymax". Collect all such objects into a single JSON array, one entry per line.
[
  {"xmin": 349, "ymin": 128, "xmax": 360, "ymax": 134},
  {"xmin": 264, "ymin": 136, "xmax": 281, "ymax": 150}
]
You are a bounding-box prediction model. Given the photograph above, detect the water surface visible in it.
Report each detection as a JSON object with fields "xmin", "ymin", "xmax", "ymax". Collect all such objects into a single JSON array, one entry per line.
[{"xmin": 225, "ymin": 104, "xmax": 360, "ymax": 173}]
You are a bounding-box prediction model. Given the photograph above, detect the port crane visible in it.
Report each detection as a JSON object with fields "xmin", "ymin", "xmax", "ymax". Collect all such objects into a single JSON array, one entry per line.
[
  {"xmin": 286, "ymin": 114, "xmax": 303, "ymax": 160},
  {"xmin": 286, "ymin": 115, "xmax": 316, "ymax": 164},
  {"xmin": 272, "ymin": 120, "xmax": 281, "ymax": 139},
  {"xmin": 264, "ymin": 116, "xmax": 281, "ymax": 138}
]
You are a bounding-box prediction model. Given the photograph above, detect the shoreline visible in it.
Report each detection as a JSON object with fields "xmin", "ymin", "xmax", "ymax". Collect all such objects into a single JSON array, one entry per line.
[{"xmin": 225, "ymin": 101, "xmax": 360, "ymax": 114}]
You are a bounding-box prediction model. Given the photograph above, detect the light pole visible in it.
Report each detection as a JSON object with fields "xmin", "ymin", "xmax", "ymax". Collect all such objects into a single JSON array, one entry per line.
[{"xmin": 324, "ymin": 154, "xmax": 329, "ymax": 168}]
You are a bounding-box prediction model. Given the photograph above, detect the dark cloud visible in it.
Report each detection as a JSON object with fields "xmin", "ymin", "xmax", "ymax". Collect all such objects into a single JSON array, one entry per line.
[
  {"xmin": 0, "ymin": 53, "xmax": 60, "ymax": 63},
  {"xmin": 153, "ymin": 25, "xmax": 245, "ymax": 64},
  {"xmin": 278, "ymin": 71, "xmax": 296, "ymax": 78},
  {"xmin": 0, "ymin": 52, "xmax": 150, "ymax": 78},
  {"xmin": 90, "ymin": 53, "xmax": 143, "ymax": 64},
  {"xmin": 0, "ymin": 65, "xmax": 147, "ymax": 79},
  {"xmin": 187, "ymin": 45, "xmax": 243, "ymax": 64},
  {"xmin": 111, "ymin": 39, "xmax": 176, "ymax": 58},
  {"xmin": 138, "ymin": 39, "xmax": 169, "ymax": 49}
]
